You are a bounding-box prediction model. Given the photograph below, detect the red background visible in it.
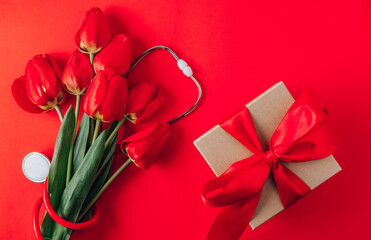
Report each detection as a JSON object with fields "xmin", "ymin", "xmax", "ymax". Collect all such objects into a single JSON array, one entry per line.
[{"xmin": 0, "ymin": 0, "xmax": 370, "ymax": 239}]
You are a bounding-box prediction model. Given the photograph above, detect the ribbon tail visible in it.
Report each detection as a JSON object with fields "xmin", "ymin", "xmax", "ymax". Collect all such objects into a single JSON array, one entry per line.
[
  {"xmin": 272, "ymin": 163, "xmax": 311, "ymax": 208},
  {"xmin": 206, "ymin": 189, "xmax": 262, "ymax": 240}
]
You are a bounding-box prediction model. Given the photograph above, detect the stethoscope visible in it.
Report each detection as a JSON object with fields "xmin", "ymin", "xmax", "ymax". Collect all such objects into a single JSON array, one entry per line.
[{"xmin": 24, "ymin": 46, "xmax": 202, "ymax": 238}]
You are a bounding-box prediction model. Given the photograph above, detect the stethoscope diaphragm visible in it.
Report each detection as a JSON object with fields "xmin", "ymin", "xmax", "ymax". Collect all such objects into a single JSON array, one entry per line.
[{"xmin": 22, "ymin": 152, "xmax": 50, "ymax": 183}]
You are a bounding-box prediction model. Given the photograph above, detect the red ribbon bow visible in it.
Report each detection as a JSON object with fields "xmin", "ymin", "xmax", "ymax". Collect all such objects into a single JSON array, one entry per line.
[{"xmin": 201, "ymin": 93, "xmax": 337, "ymax": 240}]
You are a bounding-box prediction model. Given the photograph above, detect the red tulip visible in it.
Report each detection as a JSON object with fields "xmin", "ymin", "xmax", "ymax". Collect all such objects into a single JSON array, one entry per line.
[
  {"xmin": 75, "ymin": 7, "xmax": 112, "ymax": 54},
  {"xmin": 12, "ymin": 54, "xmax": 65, "ymax": 112},
  {"xmin": 120, "ymin": 123, "xmax": 170, "ymax": 169},
  {"xmin": 93, "ymin": 34, "xmax": 132, "ymax": 75},
  {"xmin": 61, "ymin": 50, "xmax": 94, "ymax": 95},
  {"xmin": 83, "ymin": 68, "xmax": 127, "ymax": 122},
  {"xmin": 125, "ymin": 81, "xmax": 164, "ymax": 124}
]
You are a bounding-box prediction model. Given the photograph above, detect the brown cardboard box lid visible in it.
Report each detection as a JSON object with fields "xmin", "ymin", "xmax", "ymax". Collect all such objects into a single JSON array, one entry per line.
[{"xmin": 194, "ymin": 81, "xmax": 341, "ymax": 229}]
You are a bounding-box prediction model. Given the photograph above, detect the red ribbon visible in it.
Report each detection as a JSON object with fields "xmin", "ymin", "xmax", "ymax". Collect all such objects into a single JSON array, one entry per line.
[{"xmin": 201, "ymin": 93, "xmax": 337, "ymax": 240}]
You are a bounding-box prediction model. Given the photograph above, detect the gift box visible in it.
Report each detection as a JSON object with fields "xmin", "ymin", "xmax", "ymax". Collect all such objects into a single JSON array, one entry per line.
[{"xmin": 194, "ymin": 81, "xmax": 341, "ymax": 230}]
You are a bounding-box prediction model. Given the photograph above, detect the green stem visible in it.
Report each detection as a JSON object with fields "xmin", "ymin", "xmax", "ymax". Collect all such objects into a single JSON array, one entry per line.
[
  {"xmin": 104, "ymin": 116, "xmax": 126, "ymax": 149},
  {"xmin": 88, "ymin": 118, "xmax": 95, "ymax": 148},
  {"xmin": 89, "ymin": 53, "xmax": 94, "ymax": 66},
  {"xmin": 65, "ymin": 97, "xmax": 81, "ymax": 185},
  {"xmin": 54, "ymin": 105, "xmax": 63, "ymax": 122},
  {"xmin": 65, "ymin": 126, "xmax": 75, "ymax": 185},
  {"xmin": 75, "ymin": 95, "xmax": 81, "ymax": 121},
  {"xmin": 78, "ymin": 159, "xmax": 132, "ymax": 221},
  {"xmin": 92, "ymin": 120, "xmax": 101, "ymax": 143}
]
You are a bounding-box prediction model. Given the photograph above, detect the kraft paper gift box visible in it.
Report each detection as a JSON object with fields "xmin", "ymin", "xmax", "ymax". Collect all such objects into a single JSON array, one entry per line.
[{"xmin": 194, "ymin": 81, "xmax": 341, "ymax": 229}]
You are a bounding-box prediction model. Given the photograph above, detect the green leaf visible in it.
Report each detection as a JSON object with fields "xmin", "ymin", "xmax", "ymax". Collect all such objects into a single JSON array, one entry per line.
[
  {"xmin": 72, "ymin": 114, "xmax": 90, "ymax": 174},
  {"xmin": 40, "ymin": 212, "xmax": 53, "ymax": 240},
  {"xmin": 40, "ymin": 106, "xmax": 75, "ymax": 238},
  {"xmin": 51, "ymin": 131, "xmax": 106, "ymax": 240},
  {"xmin": 81, "ymin": 157, "xmax": 113, "ymax": 215}
]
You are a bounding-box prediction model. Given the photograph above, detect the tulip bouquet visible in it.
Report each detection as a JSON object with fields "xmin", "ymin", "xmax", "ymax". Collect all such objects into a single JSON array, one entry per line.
[{"xmin": 11, "ymin": 7, "xmax": 200, "ymax": 240}]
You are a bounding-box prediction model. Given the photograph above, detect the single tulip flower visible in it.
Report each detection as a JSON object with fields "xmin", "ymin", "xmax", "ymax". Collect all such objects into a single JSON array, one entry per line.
[
  {"xmin": 125, "ymin": 81, "xmax": 164, "ymax": 124},
  {"xmin": 93, "ymin": 34, "xmax": 132, "ymax": 75},
  {"xmin": 75, "ymin": 7, "xmax": 112, "ymax": 54},
  {"xmin": 83, "ymin": 68, "xmax": 127, "ymax": 122},
  {"xmin": 12, "ymin": 54, "xmax": 66, "ymax": 112},
  {"xmin": 61, "ymin": 50, "xmax": 94, "ymax": 95},
  {"xmin": 120, "ymin": 123, "xmax": 170, "ymax": 169}
]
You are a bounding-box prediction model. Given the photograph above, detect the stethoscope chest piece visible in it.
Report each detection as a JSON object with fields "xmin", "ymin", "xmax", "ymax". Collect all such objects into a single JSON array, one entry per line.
[{"xmin": 22, "ymin": 152, "xmax": 50, "ymax": 183}]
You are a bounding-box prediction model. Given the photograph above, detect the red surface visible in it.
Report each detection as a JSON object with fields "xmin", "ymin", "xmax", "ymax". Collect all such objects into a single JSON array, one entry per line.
[{"xmin": 0, "ymin": 1, "xmax": 370, "ymax": 239}]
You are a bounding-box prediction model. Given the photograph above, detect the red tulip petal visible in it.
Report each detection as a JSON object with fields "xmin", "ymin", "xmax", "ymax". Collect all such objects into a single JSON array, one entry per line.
[
  {"xmin": 11, "ymin": 76, "xmax": 44, "ymax": 113},
  {"xmin": 25, "ymin": 56, "xmax": 49, "ymax": 106},
  {"xmin": 126, "ymin": 81, "xmax": 157, "ymax": 114},
  {"xmin": 121, "ymin": 124, "xmax": 161, "ymax": 145},
  {"xmin": 44, "ymin": 54, "xmax": 62, "ymax": 79},
  {"xmin": 133, "ymin": 128, "xmax": 171, "ymax": 169},
  {"xmin": 135, "ymin": 95, "xmax": 165, "ymax": 124},
  {"xmin": 93, "ymin": 34, "xmax": 132, "ymax": 75},
  {"xmin": 83, "ymin": 71, "xmax": 107, "ymax": 116},
  {"xmin": 105, "ymin": 67, "xmax": 121, "ymax": 81},
  {"xmin": 40, "ymin": 55, "xmax": 61, "ymax": 97},
  {"xmin": 44, "ymin": 55, "xmax": 65, "ymax": 102},
  {"xmin": 122, "ymin": 123, "xmax": 170, "ymax": 169},
  {"xmin": 100, "ymin": 75, "xmax": 127, "ymax": 122}
]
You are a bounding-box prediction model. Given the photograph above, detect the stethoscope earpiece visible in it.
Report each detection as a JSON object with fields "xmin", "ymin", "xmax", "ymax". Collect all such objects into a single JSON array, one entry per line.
[{"xmin": 22, "ymin": 152, "xmax": 50, "ymax": 183}]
